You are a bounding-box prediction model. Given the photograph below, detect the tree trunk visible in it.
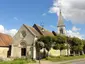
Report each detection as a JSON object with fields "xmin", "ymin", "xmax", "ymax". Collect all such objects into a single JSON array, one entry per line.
[
  {"xmin": 81, "ymin": 50, "xmax": 84, "ymax": 55},
  {"xmin": 60, "ymin": 50, "xmax": 62, "ymax": 56},
  {"xmin": 67, "ymin": 43, "xmax": 70, "ymax": 56},
  {"xmin": 67, "ymin": 49, "xmax": 69, "ymax": 56},
  {"xmin": 47, "ymin": 51, "xmax": 49, "ymax": 57},
  {"xmin": 43, "ymin": 48, "xmax": 46, "ymax": 58},
  {"xmin": 73, "ymin": 51, "xmax": 75, "ymax": 56},
  {"xmin": 78, "ymin": 51, "xmax": 80, "ymax": 56}
]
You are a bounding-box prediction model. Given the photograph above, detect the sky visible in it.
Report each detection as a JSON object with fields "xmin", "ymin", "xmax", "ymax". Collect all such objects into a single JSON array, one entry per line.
[{"xmin": 0, "ymin": 0, "xmax": 85, "ymax": 39}]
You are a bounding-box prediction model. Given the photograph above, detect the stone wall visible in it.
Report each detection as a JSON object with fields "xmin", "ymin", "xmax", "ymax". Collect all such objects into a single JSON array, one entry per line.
[
  {"xmin": 11, "ymin": 25, "xmax": 35, "ymax": 58},
  {"xmin": 49, "ymin": 48, "xmax": 60, "ymax": 56},
  {"xmin": 0, "ymin": 47, "xmax": 9, "ymax": 58}
]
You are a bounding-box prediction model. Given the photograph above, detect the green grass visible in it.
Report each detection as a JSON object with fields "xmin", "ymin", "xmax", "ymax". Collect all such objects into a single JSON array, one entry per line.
[
  {"xmin": 0, "ymin": 58, "xmax": 36, "ymax": 64},
  {"xmin": 44, "ymin": 55, "xmax": 85, "ymax": 62}
]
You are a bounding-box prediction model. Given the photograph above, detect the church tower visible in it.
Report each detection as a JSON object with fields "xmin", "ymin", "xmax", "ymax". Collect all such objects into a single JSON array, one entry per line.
[{"xmin": 57, "ymin": 9, "xmax": 66, "ymax": 35}]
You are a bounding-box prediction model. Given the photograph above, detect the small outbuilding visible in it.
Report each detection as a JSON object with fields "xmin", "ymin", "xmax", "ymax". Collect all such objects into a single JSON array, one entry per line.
[{"xmin": 0, "ymin": 33, "xmax": 12, "ymax": 58}]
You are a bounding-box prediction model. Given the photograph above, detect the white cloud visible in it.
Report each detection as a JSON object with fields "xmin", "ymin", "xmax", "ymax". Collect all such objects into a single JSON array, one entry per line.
[
  {"xmin": 0, "ymin": 25, "xmax": 5, "ymax": 33},
  {"xmin": 67, "ymin": 30, "xmax": 84, "ymax": 39},
  {"xmin": 49, "ymin": 0, "xmax": 85, "ymax": 24},
  {"xmin": 5, "ymin": 29, "xmax": 18, "ymax": 37},
  {"xmin": 13, "ymin": 17, "xmax": 18, "ymax": 20},
  {"xmin": 42, "ymin": 13, "xmax": 46, "ymax": 16},
  {"xmin": 66, "ymin": 26, "xmax": 84, "ymax": 39},
  {"xmin": 72, "ymin": 26, "xmax": 80, "ymax": 32},
  {"xmin": 0, "ymin": 25, "xmax": 18, "ymax": 37},
  {"xmin": 49, "ymin": 7, "xmax": 59, "ymax": 13},
  {"xmin": 50, "ymin": 25, "xmax": 56, "ymax": 29}
]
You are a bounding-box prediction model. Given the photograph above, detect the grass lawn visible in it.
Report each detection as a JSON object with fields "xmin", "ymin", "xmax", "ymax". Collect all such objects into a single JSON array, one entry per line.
[
  {"xmin": 44, "ymin": 55, "xmax": 85, "ymax": 62},
  {"xmin": 0, "ymin": 59, "xmax": 36, "ymax": 64}
]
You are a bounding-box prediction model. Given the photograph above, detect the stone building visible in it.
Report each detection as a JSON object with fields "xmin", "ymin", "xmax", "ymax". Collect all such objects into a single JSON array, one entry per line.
[
  {"xmin": 11, "ymin": 24, "xmax": 54, "ymax": 59},
  {"xmin": 0, "ymin": 33, "xmax": 12, "ymax": 58}
]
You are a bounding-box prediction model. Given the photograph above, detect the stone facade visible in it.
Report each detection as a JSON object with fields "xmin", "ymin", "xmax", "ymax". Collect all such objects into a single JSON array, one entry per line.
[
  {"xmin": 0, "ymin": 47, "xmax": 9, "ymax": 58},
  {"xmin": 11, "ymin": 24, "xmax": 54, "ymax": 59},
  {"xmin": 57, "ymin": 26, "xmax": 66, "ymax": 35},
  {"xmin": 11, "ymin": 25, "xmax": 37, "ymax": 59}
]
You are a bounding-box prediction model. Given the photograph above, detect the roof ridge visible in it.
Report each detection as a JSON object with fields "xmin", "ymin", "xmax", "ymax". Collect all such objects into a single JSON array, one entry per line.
[
  {"xmin": 33, "ymin": 24, "xmax": 54, "ymax": 36},
  {"xmin": 33, "ymin": 24, "xmax": 44, "ymax": 35},
  {"xmin": 34, "ymin": 24, "xmax": 52, "ymax": 32},
  {"xmin": 23, "ymin": 24, "xmax": 37, "ymax": 37}
]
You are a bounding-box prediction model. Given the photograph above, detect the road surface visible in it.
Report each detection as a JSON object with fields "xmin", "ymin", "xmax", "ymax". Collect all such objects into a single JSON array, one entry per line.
[
  {"xmin": 36, "ymin": 58, "xmax": 85, "ymax": 64},
  {"xmin": 68, "ymin": 59, "xmax": 85, "ymax": 64}
]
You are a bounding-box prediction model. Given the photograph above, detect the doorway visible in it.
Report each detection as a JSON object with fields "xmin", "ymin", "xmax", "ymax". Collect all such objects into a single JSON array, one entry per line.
[{"xmin": 21, "ymin": 48, "xmax": 26, "ymax": 56}]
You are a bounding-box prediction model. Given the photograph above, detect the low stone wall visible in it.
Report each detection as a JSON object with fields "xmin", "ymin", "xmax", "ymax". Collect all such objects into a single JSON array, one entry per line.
[{"xmin": 49, "ymin": 48, "xmax": 60, "ymax": 56}]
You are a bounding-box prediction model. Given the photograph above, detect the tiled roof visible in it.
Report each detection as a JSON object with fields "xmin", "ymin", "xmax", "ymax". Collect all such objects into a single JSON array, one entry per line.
[
  {"xmin": 0, "ymin": 33, "xmax": 12, "ymax": 47},
  {"xmin": 33, "ymin": 24, "xmax": 54, "ymax": 36},
  {"xmin": 23, "ymin": 24, "xmax": 41, "ymax": 37}
]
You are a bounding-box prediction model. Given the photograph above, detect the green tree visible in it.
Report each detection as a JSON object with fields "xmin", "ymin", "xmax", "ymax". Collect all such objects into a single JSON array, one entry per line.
[
  {"xmin": 53, "ymin": 35, "xmax": 67, "ymax": 56},
  {"xmin": 36, "ymin": 41, "xmax": 44, "ymax": 59},
  {"xmin": 82, "ymin": 40, "xmax": 85, "ymax": 55},
  {"xmin": 37, "ymin": 36, "xmax": 55, "ymax": 57},
  {"xmin": 66, "ymin": 36, "xmax": 72, "ymax": 56},
  {"xmin": 71, "ymin": 37, "xmax": 84, "ymax": 56}
]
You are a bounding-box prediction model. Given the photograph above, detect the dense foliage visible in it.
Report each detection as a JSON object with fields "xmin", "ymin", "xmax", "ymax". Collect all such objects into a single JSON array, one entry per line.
[{"xmin": 36, "ymin": 35, "xmax": 85, "ymax": 58}]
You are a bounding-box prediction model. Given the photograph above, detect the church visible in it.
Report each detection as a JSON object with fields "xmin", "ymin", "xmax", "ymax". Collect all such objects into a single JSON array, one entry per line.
[
  {"xmin": 11, "ymin": 24, "xmax": 54, "ymax": 59},
  {"xmin": 0, "ymin": 9, "xmax": 70, "ymax": 59},
  {"xmin": 10, "ymin": 9, "xmax": 69, "ymax": 59}
]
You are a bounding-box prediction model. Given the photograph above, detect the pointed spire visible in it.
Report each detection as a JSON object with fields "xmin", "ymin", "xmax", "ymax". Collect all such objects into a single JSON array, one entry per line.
[{"xmin": 57, "ymin": 9, "xmax": 65, "ymax": 27}]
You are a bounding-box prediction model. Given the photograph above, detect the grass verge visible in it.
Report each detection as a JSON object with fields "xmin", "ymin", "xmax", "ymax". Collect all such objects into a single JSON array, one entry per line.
[{"xmin": 0, "ymin": 58, "xmax": 36, "ymax": 64}]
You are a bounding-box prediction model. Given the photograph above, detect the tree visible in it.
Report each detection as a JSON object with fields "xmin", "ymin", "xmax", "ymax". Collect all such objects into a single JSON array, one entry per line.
[
  {"xmin": 53, "ymin": 43, "xmax": 60, "ymax": 50},
  {"xmin": 82, "ymin": 40, "xmax": 85, "ymax": 55},
  {"xmin": 37, "ymin": 36, "xmax": 55, "ymax": 57},
  {"xmin": 66, "ymin": 36, "xmax": 72, "ymax": 56},
  {"xmin": 71, "ymin": 37, "xmax": 84, "ymax": 56},
  {"xmin": 36, "ymin": 41, "xmax": 44, "ymax": 59},
  {"xmin": 53, "ymin": 35, "xmax": 67, "ymax": 56}
]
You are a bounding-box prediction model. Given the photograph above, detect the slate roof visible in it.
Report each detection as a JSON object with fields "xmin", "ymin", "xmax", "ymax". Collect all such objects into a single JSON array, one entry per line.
[
  {"xmin": 52, "ymin": 31, "xmax": 57, "ymax": 36},
  {"xmin": 0, "ymin": 33, "xmax": 12, "ymax": 47},
  {"xmin": 23, "ymin": 24, "xmax": 54, "ymax": 37},
  {"xmin": 33, "ymin": 24, "xmax": 54, "ymax": 36}
]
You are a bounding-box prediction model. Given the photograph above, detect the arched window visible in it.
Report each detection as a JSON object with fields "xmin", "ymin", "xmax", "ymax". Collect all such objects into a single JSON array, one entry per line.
[
  {"xmin": 20, "ymin": 42, "xmax": 26, "ymax": 48},
  {"xmin": 21, "ymin": 31, "xmax": 26, "ymax": 38},
  {"xmin": 60, "ymin": 28, "xmax": 63, "ymax": 34}
]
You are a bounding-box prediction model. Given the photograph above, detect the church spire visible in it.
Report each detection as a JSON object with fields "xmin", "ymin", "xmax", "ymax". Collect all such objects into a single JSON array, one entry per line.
[
  {"xmin": 57, "ymin": 9, "xmax": 65, "ymax": 27},
  {"xmin": 57, "ymin": 9, "xmax": 66, "ymax": 35}
]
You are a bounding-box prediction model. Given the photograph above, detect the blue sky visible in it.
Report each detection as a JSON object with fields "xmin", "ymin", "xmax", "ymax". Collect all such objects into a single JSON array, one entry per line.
[
  {"xmin": 0, "ymin": 0, "xmax": 85, "ymax": 39},
  {"xmin": 0, "ymin": 0, "xmax": 54, "ymax": 29}
]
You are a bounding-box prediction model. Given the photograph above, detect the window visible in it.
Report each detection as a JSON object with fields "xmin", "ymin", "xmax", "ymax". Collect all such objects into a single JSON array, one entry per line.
[
  {"xmin": 20, "ymin": 42, "xmax": 26, "ymax": 47},
  {"xmin": 60, "ymin": 28, "xmax": 63, "ymax": 34},
  {"xmin": 21, "ymin": 31, "xmax": 26, "ymax": 37}
]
